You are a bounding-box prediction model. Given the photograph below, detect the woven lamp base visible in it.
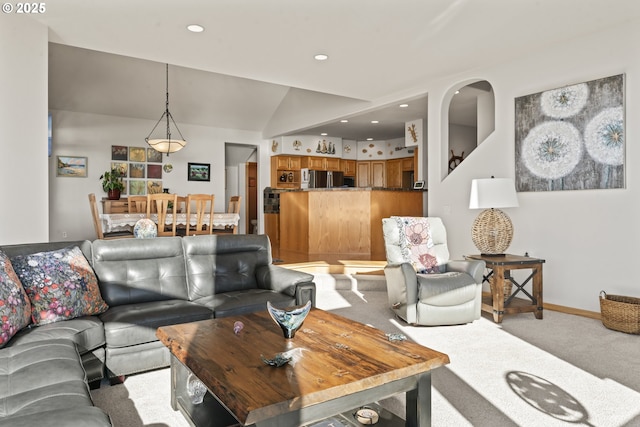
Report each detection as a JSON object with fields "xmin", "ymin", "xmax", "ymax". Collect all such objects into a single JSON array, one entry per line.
[{"xmin": 471, "ymin": 208, "xmax": 514, "ymax": 255}]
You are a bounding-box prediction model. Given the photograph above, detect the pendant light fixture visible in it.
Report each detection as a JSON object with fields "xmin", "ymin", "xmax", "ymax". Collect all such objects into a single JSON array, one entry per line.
[{"xmin": 145, "ymin": 64, "xmax": 187, "ymax": 156}]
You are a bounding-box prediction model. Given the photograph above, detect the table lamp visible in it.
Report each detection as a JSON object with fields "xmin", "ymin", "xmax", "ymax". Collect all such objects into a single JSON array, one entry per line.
[{"xmin": 469, "ymin": 177, "xmax": 519, "ymax": 256}]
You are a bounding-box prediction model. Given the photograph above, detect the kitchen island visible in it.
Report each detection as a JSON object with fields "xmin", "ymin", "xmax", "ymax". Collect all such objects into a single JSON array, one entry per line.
[{"xmin": 277, "ymin": 188, "xmax": 424, "ymax": 259}]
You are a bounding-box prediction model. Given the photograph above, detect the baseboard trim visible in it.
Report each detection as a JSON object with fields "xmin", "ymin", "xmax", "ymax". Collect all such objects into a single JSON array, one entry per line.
[{"xmin": 544, "ymin": 302, "xmax": 601, "ymax": 320}]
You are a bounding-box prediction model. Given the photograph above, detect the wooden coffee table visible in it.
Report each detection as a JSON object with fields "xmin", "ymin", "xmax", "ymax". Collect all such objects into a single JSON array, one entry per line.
[{"xmin": 156, "ymin": 309, "xmax": 449, "ymax": 427}]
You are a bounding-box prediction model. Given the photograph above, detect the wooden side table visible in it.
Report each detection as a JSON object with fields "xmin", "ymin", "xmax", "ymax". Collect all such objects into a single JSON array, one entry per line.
[{"xmin": 466, "ymin": 254, "xmax": 545, "ymax": 323}]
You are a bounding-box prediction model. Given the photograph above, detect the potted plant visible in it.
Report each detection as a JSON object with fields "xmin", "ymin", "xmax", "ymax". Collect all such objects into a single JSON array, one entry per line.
[{"xmin": 100, "ymin": 168, "xmax": 125, "ymax": 200}]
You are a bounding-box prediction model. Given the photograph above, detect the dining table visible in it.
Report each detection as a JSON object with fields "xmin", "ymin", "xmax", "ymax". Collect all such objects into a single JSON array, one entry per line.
[{"xmin": 100, "ymin": 212, "xmax": 240, "ymax": 234}]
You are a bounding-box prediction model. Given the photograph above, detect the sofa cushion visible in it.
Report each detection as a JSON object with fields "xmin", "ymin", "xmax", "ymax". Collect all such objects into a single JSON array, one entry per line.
[
  {"xmin": 417, "ymin": 272, "xmax": 477, "ymax": 305},
  {"xmin": 183, "ymin": 234, "xmax": 271, "ymax": 300},
  {"xmin": 0, "ymin": 250, "xmax": 31, "ymax": 348},
  {"xmin": 99, "ymin": 299, "xmax": 212, "ymax": 348},
  {"xmin": 7, "ymin": 316, "xmax": 105, "ymax": 354},
  {"xmin": 0, "ymin": 339, "xmax": 111, "ymax": 426},
  {"xmin": 197, "ymin": 288, "xmax": 295, "ymax": 318},
  {"xmin": 10, "ymin": 246, "xmax": 108, "ymax": 326},
  {"xmin": 91, "ymin": 237, "xmax": 188, "ymax": 306}
]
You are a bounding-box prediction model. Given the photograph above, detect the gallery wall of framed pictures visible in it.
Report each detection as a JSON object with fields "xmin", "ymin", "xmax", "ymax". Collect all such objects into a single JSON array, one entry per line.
[{"xmin": 110, "ymin": 145, "xmax": 164, "ymax": 195}]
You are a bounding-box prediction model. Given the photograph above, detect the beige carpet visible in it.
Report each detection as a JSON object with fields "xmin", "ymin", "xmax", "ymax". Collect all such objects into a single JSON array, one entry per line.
[{"xmin": 91, "ymin": 274, "xmax": 640, "ymax": 426}]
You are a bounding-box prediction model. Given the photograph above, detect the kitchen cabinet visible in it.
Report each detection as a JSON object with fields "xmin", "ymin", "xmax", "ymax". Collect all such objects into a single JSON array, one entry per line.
[
  {"xmin": 386, "ymin": 159, "xmax": 403, "ymax": 189},
  {"xmin": 356, "ymin": 161, "xmax": 385, "ymax": 188},
  {"xmin": 402, "ymin": 157, "xmax": 414, "ymax": 171},
  {"xmin": 325, "ymin": 157, "xmax": 342, "ymax": 171},
  {"xmin": 271, "ymin": 156, "xmax": 301, "ymax": 189},
  {"xmin": 302, "ymin": 156, "xmax": 324, "ymax": 170},
  {"xmin": 341, "ymin": 159, "xmax": 356, "ymax": 176},
  {"xmin": 274, "ymin": 156, "xmax": 301, "ymax": 170},
  {"xmin": 302, "ymin": 156, "xmax": 341, "ymax": 171}
]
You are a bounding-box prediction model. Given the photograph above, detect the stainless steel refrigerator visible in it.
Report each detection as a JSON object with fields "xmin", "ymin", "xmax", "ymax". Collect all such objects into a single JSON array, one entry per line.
[{"xmin": 309, "ymin": 170, "xmax": 344, "ymax": 188}]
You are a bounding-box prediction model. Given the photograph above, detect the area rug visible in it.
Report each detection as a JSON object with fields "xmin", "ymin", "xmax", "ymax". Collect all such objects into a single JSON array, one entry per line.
[{"xmin": 91, "ymin": 274, "xmax": 640, "ymax": 426}]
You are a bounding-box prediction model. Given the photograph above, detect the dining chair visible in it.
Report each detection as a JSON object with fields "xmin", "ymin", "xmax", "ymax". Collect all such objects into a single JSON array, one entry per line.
[
  {"xmin": 214, "ymin": 195, "xmax": 242, "ymax": 234},
  {"xmin": 127, "ymin": 196, "xmax": 148, "ymax": 213},
  {"xmin": 147, "ymin": 193, "xmax": 177, "ymax": 237},
  {"xmin": 185, "ymin": 194, "xmax": 215, "ymax": 236},
  {"xmin": 88, "ymin": 193, "xmax": 134, "ymax": 240}
]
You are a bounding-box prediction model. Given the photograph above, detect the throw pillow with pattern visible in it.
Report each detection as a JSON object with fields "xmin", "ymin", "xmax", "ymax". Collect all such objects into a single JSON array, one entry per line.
[
  {"xmin": 394, "ymin": 216, "xmax": 444, "ymax": 274},
  {"xmin": 10, "ymin": 246, "xmax": 108, "ymax": 325},
  {"xmin": 0, "ymin": 250, "xmax": 31, "ymax": 347}
]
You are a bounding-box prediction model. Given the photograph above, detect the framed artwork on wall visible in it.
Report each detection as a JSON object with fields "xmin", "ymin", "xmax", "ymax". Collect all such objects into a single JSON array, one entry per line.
[
  {"xmin": 147, "ymin": 148, "xmax": 163, "ymax": 163},
  {"xmin": 129, "ymin": 163, "xmax": 145, "ymax": 179},
  {"xmin": 129, "ymin": 180, "xmax": 146, "ymax": 195},
  {"xmin": 188, "ymin": 162, "xmax": 211, "ymax": 182},
  {"xmin": 111, "ymin": 145, "xmax": 128, "ymax": 161},
  {"xmin": 147, "ymin": 164, "xmax": 162, "ymax": 179},
  {"xmin": 147, "ymin": 180, "xmax": 163, "ymax": 194},
  {"xmin": 129, "ymin": 147, "xmax": 146, "ymax": 162},
  {"xmin": 56, "ymin": 155, "xmax": 88, "ymax": 178},
  {"xmin": 515, "ymin": 74, "xmax": 625, "ymax": 192}
]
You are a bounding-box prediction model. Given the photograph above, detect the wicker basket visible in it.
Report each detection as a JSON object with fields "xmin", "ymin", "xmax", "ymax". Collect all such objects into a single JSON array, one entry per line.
[{"xmin": 599, "ymin": 291, "xmax": 640, "ymax": 334}]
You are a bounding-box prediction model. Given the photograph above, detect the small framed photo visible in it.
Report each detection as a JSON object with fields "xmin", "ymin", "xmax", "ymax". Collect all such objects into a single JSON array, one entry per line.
[
  {"xmin": 129, "ymin": 180, "xmax": 146, "ymax": 195},
  {"xmin": 147, "ymin": 164, "xmax": 162, "ymax": 179},
  {"xmin": 56, "ymin": 155, "xmax": 88, "ymax": 177},
  {"xmin": 129, "ymin": 163, "xmax": 146, "ymax": 179},
  {"xmin": 188, "ymin": 162, "xmax": 211, "ymax": 182},
  {"xmin": 147, "ymin": 148, "xmax": 163, "ymax": 163},
  {"xmin": 413, "ymin": 180, "xmax": 425, "ymax": 190},
  {"xmin": 129, "ymin": 147, "xmax": 146, "ymax": 162},
  {"xmin": 111, "ymin": 145, "xmax": 128, "ymax": 161}
]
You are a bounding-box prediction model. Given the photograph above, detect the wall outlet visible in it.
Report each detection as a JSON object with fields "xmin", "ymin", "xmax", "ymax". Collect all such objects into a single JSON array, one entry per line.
[{"xmin": 62, "ymin": 231, "xmax": 68, "ymax": 238}]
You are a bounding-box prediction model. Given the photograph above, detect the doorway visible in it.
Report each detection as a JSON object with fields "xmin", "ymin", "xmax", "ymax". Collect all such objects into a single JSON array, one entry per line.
[{"xmin": 224, "ymin": 143, "xmax": 258, "ymax": 234}]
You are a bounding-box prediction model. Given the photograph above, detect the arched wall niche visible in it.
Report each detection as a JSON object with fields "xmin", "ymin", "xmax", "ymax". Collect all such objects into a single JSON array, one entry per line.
[{"xmin": 442, "ymin": 79, "xmax": 495, "ymax": 179}]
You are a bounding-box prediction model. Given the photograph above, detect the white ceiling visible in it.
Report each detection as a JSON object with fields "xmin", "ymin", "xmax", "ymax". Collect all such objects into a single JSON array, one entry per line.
[{"xmin": 39, "ymin": 0, "xmax": 640, "ymax": 141}]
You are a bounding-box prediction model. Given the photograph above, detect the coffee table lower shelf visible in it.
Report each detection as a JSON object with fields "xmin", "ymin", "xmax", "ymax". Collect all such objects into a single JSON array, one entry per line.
[{"xmin": 172, "ymin": 358, "xmax": 405, "ymax": 427}]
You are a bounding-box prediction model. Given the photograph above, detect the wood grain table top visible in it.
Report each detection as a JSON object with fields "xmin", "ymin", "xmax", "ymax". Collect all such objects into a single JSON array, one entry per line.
[{"xmin": 157, "ymin": 308, "xmax": 449, "ymax": 426}]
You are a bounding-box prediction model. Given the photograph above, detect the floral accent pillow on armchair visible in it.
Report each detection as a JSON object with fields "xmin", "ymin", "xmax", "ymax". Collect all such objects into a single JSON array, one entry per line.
[
  {"xmin": 394, "ymin": 216, "xmax": 445, "ymax": 274},
  {"xmin": 10, "ymin": 246, "xmax": 109, "ymax": 326},
  {"xmin": 0, "ymin": 250, "xmax": 32, "ymax": 347}
]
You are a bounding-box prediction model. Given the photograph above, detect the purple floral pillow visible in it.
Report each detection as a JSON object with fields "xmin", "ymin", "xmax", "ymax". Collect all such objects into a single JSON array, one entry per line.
[
  {"xmin": 10, "ymin": 246, "xmax": 108, "ymax": 326},
  {"xmin": 0, "ymin": 250, "xmax": 31, "ymax": 347}
]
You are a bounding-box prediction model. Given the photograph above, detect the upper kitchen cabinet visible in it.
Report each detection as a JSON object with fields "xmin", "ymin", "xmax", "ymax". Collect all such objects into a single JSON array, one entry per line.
[
  {"xmin": 274, "ymin": 155, "xmax": 301, "ymax": 170},
  {"xmin": 301, "ymin": 156, "xmax": 341, "ymax": 171},
  {"xmin": 271, "ymin": 156, "xmax": 301, "ymax": 189},
  {"xmin": 341, "ymin": 159, "xmax": 356, "ymax": 176}
]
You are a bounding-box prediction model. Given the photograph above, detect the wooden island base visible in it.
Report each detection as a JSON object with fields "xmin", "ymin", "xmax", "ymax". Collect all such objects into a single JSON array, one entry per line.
[{"xmin": 278, "ymin": 189, "xmax": 423, "ymax": 258}]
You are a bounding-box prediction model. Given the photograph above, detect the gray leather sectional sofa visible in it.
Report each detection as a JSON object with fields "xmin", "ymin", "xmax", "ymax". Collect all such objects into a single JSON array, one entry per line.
[{"xmin": 0, "ymin": 234, "xmax": 315, "ymax": 427}]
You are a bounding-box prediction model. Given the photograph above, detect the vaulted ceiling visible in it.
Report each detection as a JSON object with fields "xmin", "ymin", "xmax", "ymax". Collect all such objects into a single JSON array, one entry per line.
[{"xmin": 38, "ymin": 0, "xmax": 640, "ymax": 141}]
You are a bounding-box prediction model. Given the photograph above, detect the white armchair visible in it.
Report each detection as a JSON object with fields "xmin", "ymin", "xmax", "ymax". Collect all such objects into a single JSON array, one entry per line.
[{"xmin": 382, "ymin": 217, "xmax": 486, "ymax": 326}]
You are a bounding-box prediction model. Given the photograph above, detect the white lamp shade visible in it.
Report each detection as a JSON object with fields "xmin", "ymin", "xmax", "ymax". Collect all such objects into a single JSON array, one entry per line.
[
  {"xmin": 146, "ymin": 138, "xmax": 186, "ymax": 154},
  {"xmin": 469, "ymin": 178, "xmax": 519, "ymax": 209}
]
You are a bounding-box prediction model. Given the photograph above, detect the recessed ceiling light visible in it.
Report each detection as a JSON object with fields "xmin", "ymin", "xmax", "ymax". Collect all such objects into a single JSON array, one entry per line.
[
  {"xmin": 320, "ymin": 133, "xmax": 328, "ymax": 136},
  {"xmin": 187, "ymin": 24, "xmax": 205, "ymax": 33},
  {"xmin": 371, "ymin": 120, "xmax": 379, "ymax": 124},
  {"xmin": 399, "ymin": 104, "xmax": 409, "ymax": 108},
  {"xmin": 340, "ymin": 120, "xmax": 349, "ymax": 123},
  {"xmin": 366, "ymin": 138, "xmax": 373, "ymax": 141},
  {"xmin": 314, "ymin": 54, "xmax": 329, "ymax": 61}
]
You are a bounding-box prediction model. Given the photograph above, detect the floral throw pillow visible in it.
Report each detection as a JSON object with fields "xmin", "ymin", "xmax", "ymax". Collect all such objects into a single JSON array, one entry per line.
[
  {"xmin": 10, "ymin": 246, "xmax": 108, "ymax": 326},
  {"xmin": 0, "ymin": 250, "xmax": 31, "ymax": 347},
  {"xmin": 394, "ymin": 217, "xmax": 444, "ymax": 274}
]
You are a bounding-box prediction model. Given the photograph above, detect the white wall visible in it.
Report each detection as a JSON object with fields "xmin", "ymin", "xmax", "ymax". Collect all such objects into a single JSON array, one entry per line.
[
  {"xmin": 448, "ymin": 124, "xmax": 476, "ymax": 165},
  {"xmin": 49, "ymin": 110, "xmax": 266, "ymax": 241},
  {"xmin": 428, "ymin": 20, "xmax": 640, "ymax": 313},
  {"xmin": 0, "ymin": 15, "xmax": 49, "ymax": 245}
]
